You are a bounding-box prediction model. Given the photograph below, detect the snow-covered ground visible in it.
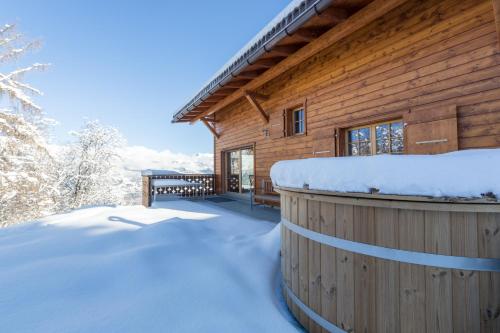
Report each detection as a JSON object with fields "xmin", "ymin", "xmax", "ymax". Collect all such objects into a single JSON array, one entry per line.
[{"xmin": 0, "ymin": 201, "xmax": 301, "ymax": 333}]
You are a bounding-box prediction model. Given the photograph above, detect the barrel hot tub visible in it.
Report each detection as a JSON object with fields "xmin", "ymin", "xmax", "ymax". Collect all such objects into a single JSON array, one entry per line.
[{"xmin": 277, "ymin": 186, "xmax": 500, "ymax": 333}]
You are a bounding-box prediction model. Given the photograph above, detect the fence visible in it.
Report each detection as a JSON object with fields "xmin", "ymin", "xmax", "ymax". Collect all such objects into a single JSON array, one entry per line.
[{"xmin": 142, "ymin": 171, "xmax": 215, "ymax": 207}]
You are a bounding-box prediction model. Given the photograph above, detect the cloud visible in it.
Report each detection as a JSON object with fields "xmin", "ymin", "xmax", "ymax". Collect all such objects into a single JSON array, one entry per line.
[{"xmin": 118, "ymin": 145, "xmax": 213, "ymax": 174}]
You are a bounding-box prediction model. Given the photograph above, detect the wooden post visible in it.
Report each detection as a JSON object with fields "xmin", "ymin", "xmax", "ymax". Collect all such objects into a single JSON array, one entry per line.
[
  {"xmin": 142, "ymin": 175, "xmax": 151, "ymax": 207},
  {"xmin": 245, "ymin": 91, "xmax": 269, "ymax": 123},
  {"xmin": 493, "ymin": 0, "xmax": 500, "ymax": 49},
  {"xmin": 202, "ymin": 119, "xmax": 220, "ymax": 138}
]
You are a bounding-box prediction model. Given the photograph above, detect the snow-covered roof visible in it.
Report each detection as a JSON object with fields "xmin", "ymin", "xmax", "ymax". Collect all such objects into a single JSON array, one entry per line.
[
  {"xmin": 270, "ymin": 149, "xmax": 500, "ymax": 200},
  {"xmin": 172, "ymin": 0, "xmax": 332, "ymax": 123}
]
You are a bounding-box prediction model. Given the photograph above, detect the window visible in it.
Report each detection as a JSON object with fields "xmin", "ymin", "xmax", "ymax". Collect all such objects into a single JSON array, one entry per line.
[
  {"xmin": 347, "ymin": 120, "xmax": 404, "ymax": 156},
  {"xmin": 293, "ymin": 108, "xmax": 305, "ymax": 135},
  {"xmin": 285, "ymin": 107, "xmax": 305, "ymax": 136}
]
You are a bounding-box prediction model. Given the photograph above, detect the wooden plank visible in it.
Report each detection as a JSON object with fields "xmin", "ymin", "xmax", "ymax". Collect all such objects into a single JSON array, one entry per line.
[
  {"xmin": 298, "ymin": 197, "xmax": 310, "ymax": 329},
  {"xmin": 320, "ymin": 201, "xmax": 336, "ymax": 333},
  {"xmin": 284, "ymin": 194, "xmax": 292, "ymax": 308},
  {"xmin": 281, "ymin": 193, "xmax": 285, "ymax": 285},
  {"xmin": 201, "ymin": 119, "xmax": 220, "ymax": 139},
  {"xmin": 317, "ymin": 6, "xmax": 349, "ymax": 25},
  {"xmin": 281, "ymin": 193, "xmax": 288, "ymax": 305},
  {"xmin": 276, "ymin": 187, "xmax": 500, "ymax": 213},
  {"xmin": 290, "ymin": 196, "xmax": 300, "ymax": 318},
  {"xmin": 424, "ymin": 211, "xmax": 453, "ymax": 333},
  {"xmin": 375, "ymin": 207, "xmax": 400, "ymax": 333},
  {"xmin": 335, "ymin": 204, "xmax": 354, "ymax": 332},
  {"xmin": 353, "ymin": 206, "xmax": 376, "ymax": 333},
  {"xmin": 245, "ymin": 92, "xmax": 269, "ymax": 123},
  {"xmin": 142, "ymin": 176, "xmax": 151, "ymax": 207},
  {"xmin": 307, "ymin": 200, "xmax": 322, "ymax": 333},
  {"xmin": 270, "ymin": 45, "xmax": 302, "ymax": 57},
  {"xmin": 450, "ymin": 212, "xmax": 480, "ymax": 333},
  {"xmin": 236, "ymin": 71, "xmax": 263, "ymax": 80},
  {"xmin": 478, "ymin": 212, "xmax": 500, "ymax": 332},
  {"xmin": 493, "ymin": 0, "xmax": 500, "ymax": 48},
  {"xmin": 294, "ymin": 28, "xmax": 324, "ymax": 42},
  {"xmin": 245, "ymin": 90, "xmax": 269, "ymax": 101},
  {"xmin": 399, "ymin": 209, "xmax": 426, "ymax": 333}
]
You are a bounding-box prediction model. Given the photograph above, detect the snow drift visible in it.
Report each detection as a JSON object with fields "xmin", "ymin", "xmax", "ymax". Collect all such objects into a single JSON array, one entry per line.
[
  {"xmin": 270, "ymin": 149, "xmax": 500, "ymax": 199},
  {"xmin": 0, "ymin": 201, "xmax": 300, "ymax": 333}
]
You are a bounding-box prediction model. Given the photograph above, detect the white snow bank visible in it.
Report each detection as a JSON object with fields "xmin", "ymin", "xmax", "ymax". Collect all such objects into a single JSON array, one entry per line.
[
  {"xmin": 0, "ymin": 201, "xmax": 300, "ymax": 333},
  {"xmin": 270, "ymin": 149, "xmax": 500, "ymax": 199}
]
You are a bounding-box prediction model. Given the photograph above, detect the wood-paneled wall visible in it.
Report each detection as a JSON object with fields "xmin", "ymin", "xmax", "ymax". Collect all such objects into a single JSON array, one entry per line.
[{"xmin": 214, "ymin": 0, "xmax": 500, "ymax": 194}]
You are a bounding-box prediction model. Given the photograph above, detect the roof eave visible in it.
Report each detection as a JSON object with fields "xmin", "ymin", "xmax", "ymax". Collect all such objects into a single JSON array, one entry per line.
[{"xmin": 172, "ymin": 0, "xmax": 336, "ymax": 123}]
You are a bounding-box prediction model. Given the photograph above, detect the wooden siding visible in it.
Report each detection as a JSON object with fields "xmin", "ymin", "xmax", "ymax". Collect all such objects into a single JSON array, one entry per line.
[
  {"xmin": 213, "ymin": 0, "xmax": 500, "ymax": 194},
  {"xmin": 279, "ymin": 188, "xmax": 500, "ymax": 333},
  {"xmin": 142, "ymin": 176, "xmax": 150, "ymax": 207}
]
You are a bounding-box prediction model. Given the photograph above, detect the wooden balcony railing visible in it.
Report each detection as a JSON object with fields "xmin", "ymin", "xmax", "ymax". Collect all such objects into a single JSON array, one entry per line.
[{"xmin": 142, "ymin": 171, "xmax": 215, "ymax": 207}]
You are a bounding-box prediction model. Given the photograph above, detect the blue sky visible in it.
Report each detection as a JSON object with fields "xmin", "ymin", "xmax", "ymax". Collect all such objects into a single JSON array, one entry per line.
[{"xmin": 1, "ymin": 0, "xmax": 290, "ymax": 154}]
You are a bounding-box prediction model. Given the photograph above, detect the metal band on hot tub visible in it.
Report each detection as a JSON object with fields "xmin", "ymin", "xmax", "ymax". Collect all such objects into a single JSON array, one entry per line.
[
  {"xmin": 283, "ymin": 282, "xmax": 346, "ymax": 333},
  {"xmin": 281, "ymin": 218, "xmax": 500, "ymax": 272}
]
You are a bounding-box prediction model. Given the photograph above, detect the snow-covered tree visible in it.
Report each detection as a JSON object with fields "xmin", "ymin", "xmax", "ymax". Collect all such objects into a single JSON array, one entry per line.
[
  {"xmin": 0, "ymin": 24, "xmax": 56, "ymax": 226},
  {"xmin": 59, "ymin": 120, "xmax": 130, "ymax": 209},
  {"xmin": 0, "ymin": 24, "xmax": 48, "ymax": 111},
  {"xmin": 0, "ymin": 110, "xmax": 59, "ymax": 226}
]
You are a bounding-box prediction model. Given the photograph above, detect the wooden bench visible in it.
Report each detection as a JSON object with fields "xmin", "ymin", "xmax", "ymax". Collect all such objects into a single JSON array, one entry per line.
[{"xmin": 251, "ymin": 178, "xmax": 280, "ymax": 208}]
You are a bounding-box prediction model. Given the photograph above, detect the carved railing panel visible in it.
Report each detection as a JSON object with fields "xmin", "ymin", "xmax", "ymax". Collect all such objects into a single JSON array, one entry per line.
[
  {"xmin": 227, "ymin": 174, "xmax": 239, "ymax": 193},
  {"xmin": 150, "ymin": 174, "xmax": 215, "ymax": 197}
]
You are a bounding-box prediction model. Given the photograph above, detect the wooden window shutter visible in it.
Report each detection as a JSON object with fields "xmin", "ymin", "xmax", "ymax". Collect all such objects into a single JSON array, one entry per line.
[
  {"xmin": 334, "ymin": 127, "xmax": 345, "ymax": 156},
  {"xmin": 404, "ymin": 105, "xmax": 458, "ymax": 154},
  {"xmin": 312, "ymin": 127, "xmax": 335, "ymax": 157},
  {"xmin": 269, "ymin": 109, "xmax": 285, "ymax": 139},
  {"xmin": 303, "ymin": 99, "xmax": 308, "ymax": 136},
  {"xmin": 284, "ymin": 108, "xmax": 292, "ymax": 137}
]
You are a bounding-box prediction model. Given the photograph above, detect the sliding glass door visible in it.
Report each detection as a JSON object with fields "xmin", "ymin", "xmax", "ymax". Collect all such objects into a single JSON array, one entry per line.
[{"xmin": 225, "ymin": 147, "xmax": 254, "ymax": 195}]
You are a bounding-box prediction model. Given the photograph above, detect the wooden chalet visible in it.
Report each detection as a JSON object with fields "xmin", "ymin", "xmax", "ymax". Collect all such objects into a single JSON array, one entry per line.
[{"xmin": 172, "ymin": 0, "xmax": 500, "ymax": 205}]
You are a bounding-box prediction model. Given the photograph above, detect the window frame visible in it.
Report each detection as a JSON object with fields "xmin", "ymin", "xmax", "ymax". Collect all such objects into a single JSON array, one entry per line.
[
  {"xmin": 292, "ymin": 107, "xmax": 305, "ymax": 136},
  {"xmin": 284, "ymin": 100, "xmax": 307, "ymax": 138},
  {"xmin": 345, "ymin": 119, "xmax": 404, "ymax": 156}
]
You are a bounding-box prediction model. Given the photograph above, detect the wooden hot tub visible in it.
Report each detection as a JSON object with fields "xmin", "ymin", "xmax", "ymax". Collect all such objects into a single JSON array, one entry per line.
[{"xmin": 277, "ymin": 186, "xmax": 500, "ymax": 333}]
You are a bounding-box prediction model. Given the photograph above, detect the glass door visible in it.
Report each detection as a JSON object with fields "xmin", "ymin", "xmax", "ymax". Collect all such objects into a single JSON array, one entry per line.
[
  {"xmin": 227, "ymin": 150, "xmax": 240, "ymax": 192},
  {"xmin": 225, "ymin": 147, "xmax": 254, "ymax": 195},
  {"xmin": 240, "ymin": 149, "xmax": 254, "ymax": 194}
]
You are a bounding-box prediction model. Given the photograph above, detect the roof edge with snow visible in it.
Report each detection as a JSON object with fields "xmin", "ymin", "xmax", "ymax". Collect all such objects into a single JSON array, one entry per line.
[{"xmin": 172, "ymin": 0, "xmax": 333, "ymax": 123}]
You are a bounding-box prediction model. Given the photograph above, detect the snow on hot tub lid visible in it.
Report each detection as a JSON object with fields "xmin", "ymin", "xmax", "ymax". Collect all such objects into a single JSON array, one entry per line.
[{"xmin": 270, "ymin": 149, "xmax": 500, "ymax": 201}]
